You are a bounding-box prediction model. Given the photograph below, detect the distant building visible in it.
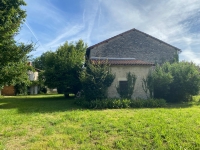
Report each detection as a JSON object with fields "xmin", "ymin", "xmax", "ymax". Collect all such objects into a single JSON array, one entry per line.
[
  {"xmin": 1, "ymin": 62, "xmax": 40, "ymax": 96},
  {"xmin": 28, "ymin": 70, "xmax": 39, "ymax": 95},
  {"xmin": 1, "ymin": 86, "xmax": 15, "ymax": 96},
  {"xmin": 86, "ymin": 28, "xmax": 181, "ymax": 99}
]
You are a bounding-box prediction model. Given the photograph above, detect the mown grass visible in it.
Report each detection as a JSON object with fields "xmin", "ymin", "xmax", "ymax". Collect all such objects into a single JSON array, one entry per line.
[{"xmin": 0, "ymin": 95, "xmax": 200, "ymax": 149}]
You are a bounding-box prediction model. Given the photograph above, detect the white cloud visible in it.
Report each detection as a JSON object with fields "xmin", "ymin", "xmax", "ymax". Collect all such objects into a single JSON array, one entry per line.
[
  {"xmin": 46, "ymin": 25, "xmax": 84, "ymax": 48},
  {"xmin": 17, "ymin": 0, "xmax": 200, "ymax": 64},
  {"xmin": 85, "ymin": 0, "xmax": 200, "ymax": 64},
  {"xmin": 181, "ymin": 49, "xmax": 200, "ymax": 65}
]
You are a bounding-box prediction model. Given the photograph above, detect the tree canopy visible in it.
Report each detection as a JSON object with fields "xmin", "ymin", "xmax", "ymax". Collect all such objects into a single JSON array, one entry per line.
[
  {"xmin": 0, "ymin": 0, "xmax": 26, "ymax": 40},
  {"xmin": 0, "ymin": 0, "xmax": 33, "ymax": 91},
  {"xmin": 34, "ymin": 40, "xmax": 87, "ymax": 95}
]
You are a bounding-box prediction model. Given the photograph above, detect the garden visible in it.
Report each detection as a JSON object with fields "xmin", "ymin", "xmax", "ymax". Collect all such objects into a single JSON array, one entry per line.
[
  {"xmin": 1, "ymin": 1, "xmax": 200, "ymax": 149},
  {"xmin": 0, "ymin": 94, "xmax": 200, "ymax": 149}
]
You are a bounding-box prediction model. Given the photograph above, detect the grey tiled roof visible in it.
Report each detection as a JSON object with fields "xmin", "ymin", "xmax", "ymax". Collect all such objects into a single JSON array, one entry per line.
[{"xmin": 87, "ymin": 28, "xmax": 181, "ymax": 64}]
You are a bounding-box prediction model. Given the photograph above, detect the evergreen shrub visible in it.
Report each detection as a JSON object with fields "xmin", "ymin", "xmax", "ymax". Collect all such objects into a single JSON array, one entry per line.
[{"xmin": 75, "ymin": 98, "xmax": 166, "ymax": 109}]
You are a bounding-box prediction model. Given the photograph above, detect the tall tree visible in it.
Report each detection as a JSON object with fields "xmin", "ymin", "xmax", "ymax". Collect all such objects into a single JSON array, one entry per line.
[
  {"xmin": 0, "ymin": 0, "xmax": 33, "ymax": 93},
  {"xmin": 40, "ymin": 40, "xmax": 87, "ymax": 95},
  {"xmin": 32, "ymin": 52, "xmax": 48, "ymax": 70}
]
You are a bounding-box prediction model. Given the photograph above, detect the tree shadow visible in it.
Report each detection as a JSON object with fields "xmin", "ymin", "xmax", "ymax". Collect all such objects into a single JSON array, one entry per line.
[
  {"xmin": 164, "ymin": 101, "xmax": 200, "ymax": 109},
  {"xmin": 164, "ymin": 103, "xmax": 192, "ymax": 109},
  {"xmin": 1, "ymin": 96, "xmax": 199, "ymax": 114},
  {"xmin": 0, "ymin": 95, "xmax": 84, "ymax": 114}
]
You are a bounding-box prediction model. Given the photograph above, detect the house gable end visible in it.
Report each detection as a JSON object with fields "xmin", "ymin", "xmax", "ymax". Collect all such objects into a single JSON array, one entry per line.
[{"xmin": 87, "ymin": 28, "xmax": 181, "ymax": 64}]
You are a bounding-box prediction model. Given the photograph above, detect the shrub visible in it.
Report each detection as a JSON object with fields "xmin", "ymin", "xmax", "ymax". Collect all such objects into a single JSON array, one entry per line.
[
  {"xmin": 15, "ymin": 83, "xmax": 28, "ymax": 95},
  {"xmin": 142, "ymin": 70, "xmax": 154, "ymax": 98},
  {"xmin": 143, "ymin": 61, "xmax": 200, "ymax": 102},
  {"xmin": 130, "ymin": 100, "xmax": 144, "ymax": 108},
  {"xmin": 75, "ymin": 98, "xmax": 166, "ymax": 109},
  {"xmin": 167, "ymin": 62, "xmax": 200, "ymax": 102},
  {"xmin": 152, "ymin": 63, "xmax": 173, "ymax": 100},
  {"xmin": 130, "ymin": 99, "xmax": 166, "ymax": 108},
  {"xmin": 40, "ymin": 87, "xmax": 47, "ymax": 94},
  {"xmin": 81, "ymin": 61, "xmax": 115, "ymax": 101},
  {"xmin": 116, "ymin": 72, "xmax": 137, "ymax": 99}
]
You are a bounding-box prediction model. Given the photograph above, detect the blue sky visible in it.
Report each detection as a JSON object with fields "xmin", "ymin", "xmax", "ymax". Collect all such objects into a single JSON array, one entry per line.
[{"xmin": 16, "ymin": 0, "xmax": 200, "ymax": 64}]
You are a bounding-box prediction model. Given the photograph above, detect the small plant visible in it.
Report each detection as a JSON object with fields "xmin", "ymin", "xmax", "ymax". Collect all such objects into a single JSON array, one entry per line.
[
  {"xmin": 142, "ymin": 70, "xmax": 154, "ymax": 98},
  {"xmin": 116, "ymin": 72, "xmax": 137, "ymax": 99}
]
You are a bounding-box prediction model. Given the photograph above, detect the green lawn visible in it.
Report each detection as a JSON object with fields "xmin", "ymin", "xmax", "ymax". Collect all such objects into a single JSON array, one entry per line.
[{"xmin": 0, "ymin": 95, "xmax": 200, "ymax": 149}]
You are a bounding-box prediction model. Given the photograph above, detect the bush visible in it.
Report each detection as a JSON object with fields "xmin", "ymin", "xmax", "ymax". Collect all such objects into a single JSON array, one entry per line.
[
  {"xmin": 144, "ymin": 62, "xmax": 200, "ymax": 102},
  {"xmin": 81, "ymin": 62, "xmax": 115, "ymax": 101},
  {"xmin": 40, "ymin": 87, "xmax": 47, "ymax": 94},
  {"xmin": 15, "ymin": 83, "xmax": 28, "ymax": 95},
  {"xmin": 152, "ymin": 63, "xmax": 173, "ymax": 100},
  {"xmin": 142, "ymin": 70, "xmax": 154, "ymax": 98},
  {"xmin": 75, "ymin": 98, "xmax": 166, "ymax": 109},
  {"xmin": 116, "ymin": 72, "xmax": 137, "ymax": 99},
  {"xmin": 167, "ymin": 62, "xmax": 200, "ymax": 102}
]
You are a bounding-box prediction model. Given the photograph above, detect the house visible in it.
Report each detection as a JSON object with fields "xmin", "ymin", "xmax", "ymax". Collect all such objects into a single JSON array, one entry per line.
[
  {"xmin": 27, "ymin": 62, "xmax": 40, "ymax": 95},
  {"xmin": 1, "ymin": 86, "xmax": 15, "ymax": 96},
  {"xmin": 28, "ymin": 70, "xmax": 39, "ymax": 95},
  {"xmin": 86, "ymin": 28, "xmax": 181, "ymax": 99},
  {"xmin": 1, "ymin": 63, "xmax": 40, "ymax": 96},
  {"xmin": 1, "ymin": 70, "xmax": 39, "ymax": 96}
]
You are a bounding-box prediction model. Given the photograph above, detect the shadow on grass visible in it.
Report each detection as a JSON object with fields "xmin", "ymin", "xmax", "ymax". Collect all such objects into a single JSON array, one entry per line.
[
  {"xmin": 0, "ymin": 95, "xmax": 199, "ymax": 113},
  {"xmin": 164, "ymin": 103, "xmax": 193, "ymax": 109},
  {"xmin": 0, "ymin": 95, "xmax": 84, "ymax": 114},
  {"xmin": 164, "ymin": 100, "xmax": 200, "ymax": 109}
]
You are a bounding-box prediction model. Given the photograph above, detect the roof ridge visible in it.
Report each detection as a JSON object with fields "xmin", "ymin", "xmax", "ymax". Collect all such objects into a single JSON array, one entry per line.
[{"xmin": 87, "ymin": 28, "xmax": 181, "ymax": 51}]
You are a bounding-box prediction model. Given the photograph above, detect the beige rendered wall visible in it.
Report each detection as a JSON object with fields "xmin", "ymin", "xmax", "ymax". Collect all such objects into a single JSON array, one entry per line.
[
  {"xmin": 107, "ymin": 65, "xmax": 152, "ymax": 99},
  {"xmin": 28, "ymin": 71, "xmax": 38, "ymax": 81}
]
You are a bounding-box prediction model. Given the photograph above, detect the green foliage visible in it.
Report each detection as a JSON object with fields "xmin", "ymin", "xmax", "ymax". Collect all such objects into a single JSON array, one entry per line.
[
  {"xmin": 130, "ymin": 99, "xmax": 167, "ymax": 108},
  {"xmin": 0, "ymin": 0, "xmax": 33, "ymax": 90},
  {"xmin": 38, "ymin": 51, "xmax": 56, "ymax": 88},
  {"xmin": 39, "ymin": 87, "xmax": 47, "ymax": 94},
  {"xmin": 81, "ymin": 61, "xmax": 115, "ymax": 101},
  {"xmin": 14, "ymin": 83, "xmax": 28, "ymax": 95},
  {"xmin": 0, "ymin": 0, "xmax": 26, "ymax": 39},
  {"xmin": 75, "ymin": 98, "xmax": 166, "ymax": 109},
  {"xmin": 35, "ymin": 40, "xmax": 87, "ymax": 95},
  {"xmin": 167, "ymin": 62, "xmax": 200, "ymax": 102},
  {"xmin": 116, "ymin": 72, "xmax": 137, "ymax": 99},
  {"xmin": 173, "ymin": 53, "xmax": 179, "ymax": 63},
  {"xmin": 152, "ymin": 63, "xmax": 173, "ymax": 100},
  {"xmin": 0, "ymin": 44, "xmax": 33, "ymax": 89},
  {"xmin": 36, "ymin": 71, "xmax": 47, "ymax": 94},
  {"xmin": 32, "ymin": 54, "xmax": 46, "ymax": 70},
  {"xmin": 146, "ymin": 61, "xmax": 200, "ymax": 102},
  {"xmin": 142, "ymin": 70, "xmax": 154, "ymax": 98}
]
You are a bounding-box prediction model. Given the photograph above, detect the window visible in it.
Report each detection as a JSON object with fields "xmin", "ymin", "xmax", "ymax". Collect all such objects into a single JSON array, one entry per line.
[{"xmin": 119, "ymin": 81, "xmax": 128, "ymax": 94}]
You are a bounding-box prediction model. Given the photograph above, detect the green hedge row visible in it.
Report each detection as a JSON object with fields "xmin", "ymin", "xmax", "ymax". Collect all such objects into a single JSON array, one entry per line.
[{"xmin": 75, "ymin": 98, "xmax": 166, "ymax": 109}]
